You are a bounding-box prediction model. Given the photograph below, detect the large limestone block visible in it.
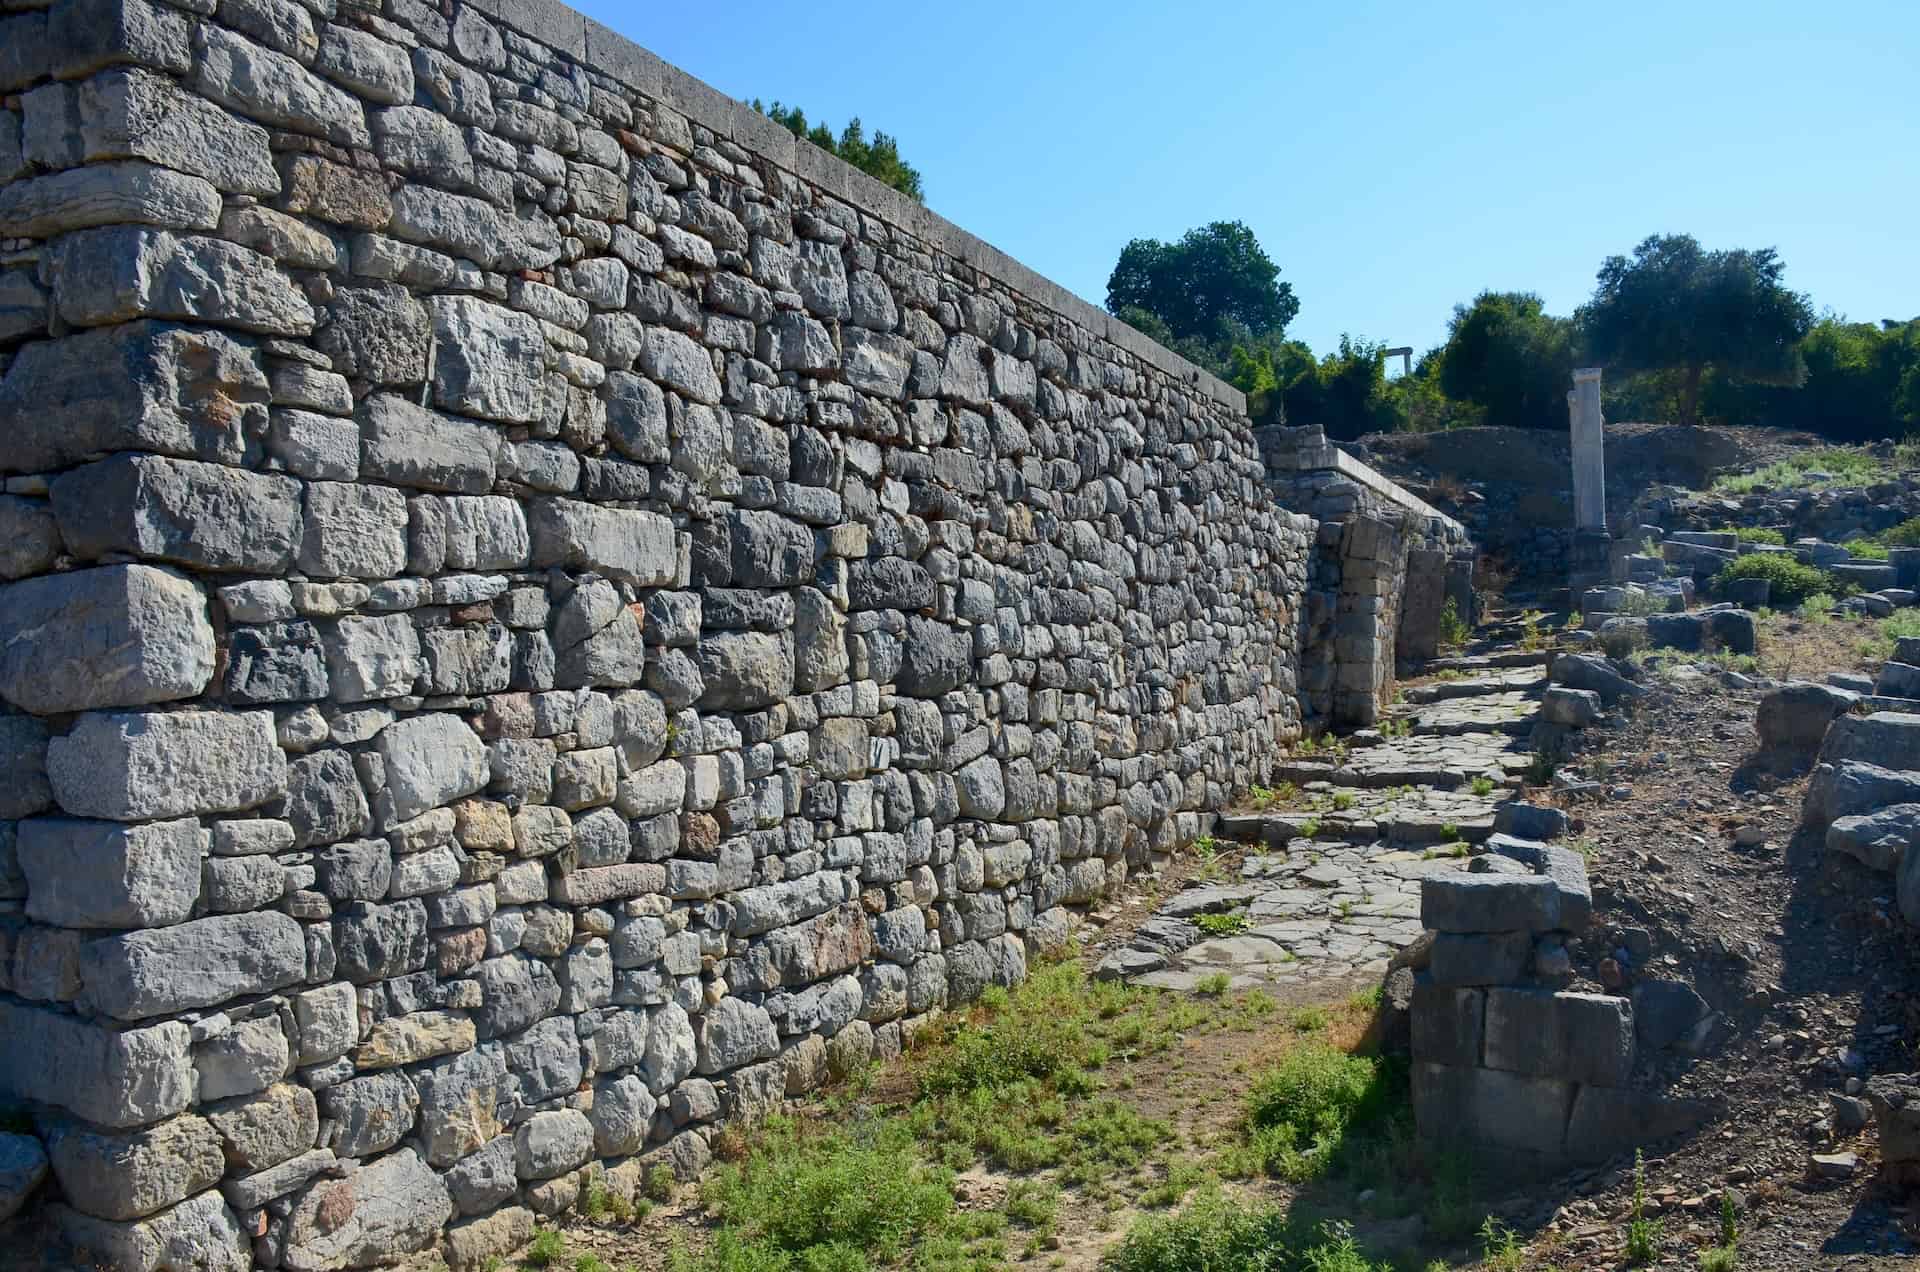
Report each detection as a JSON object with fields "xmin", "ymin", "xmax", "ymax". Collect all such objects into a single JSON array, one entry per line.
[
  {"xmin": 0, "ymin": 564, "xmax": 215, "ymax": 714},
  {"xmin": 46, "ymin": 1115, "xmax": 224, "ymax": 1221},
  {"xmin": 193, "ymin": 23, "xmax": 369, "ymax": 147},
  {"xmin": 205, "ymin": 1082, "xmax": 319, "ymax": 1174},
  {"xmin": 298, "ymin": 482, "xmax": 407, "ymax": 579},
  {"xmin": 638, "ymin": 325, "xmax": 721, "ymax": 403},
  {"xmin": 527, "ymin": 497, "xmax": 675, "ymax": 583},
  {"xmin": 48, "ymin": 709, "xmax": 286, "ymax": 821},
  {"xmin": 695, "ymin": 996, "xmax": 779, "ymax": 1074},
  {"xmin": 412, "ymin": 1048, "xmax": 507, "ymax": 1166},
  {"xmin": 0, "ymin": 1002, "xmax": 193, "ymax": 1128},
  {"xmin": 80, "ymin": 67, "xmax": 279, "ymax": 196},
  {"xmin": 0, "ymin": 160, "xmax": 220, "ymax": 238},
  {"xmin": 51, "ymin": 455, "xmax": 303, "ymax": 574},
  {"xmin": 1821, "ymin": 711, "xmax": 1920, "ymax": 773},
  {"xmin": 318, "ymin": 286, "xmax": 429, "ymax": 384},
  {"xmin": 0, "ymin": 321, "xmax": 267, "ymax": 474},
  {"xmin": 79, "ymin": 911, "xmax": 307, "ymax": 1020},
  {"xmin": 358, "ymin": 393, "xmax": 501, "ymax": 493},
  {"xmin": 282, "ymin": 1148, "xmax": 451, "ymax": 1271},
  {"xmin": 1420, "ymin": 873, "xmax": 1560, "ymax": 934},
  {"xmin": 697, "ymin": 631, "xmax": 794, "ymax": 710},
  {"xmin": 53, "ymin": 1188, "xmax": 250, "ymax": 1272},
  {"xmin": 18, "ymin": 816, "xmax": 203, "ymax": 929},
  {"xmin": 377, "ymin": 713, "xmax": 487, "ymax": 822},
  {"xmin": 321, "ymin": 613, "xmax": 423, "ymax": 703},
  {"xmin": 430, "ymin": 295, "xmax": 546, "ymax": 422},
  {"xmin": 51, "ymin": 227, "xmax": 314, "ymax": 335}
]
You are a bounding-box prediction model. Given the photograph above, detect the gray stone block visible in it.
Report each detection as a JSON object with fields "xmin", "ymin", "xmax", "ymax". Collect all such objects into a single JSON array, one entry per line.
[
  {"xmin": 46, "ymin": 1115, "xmax": 224, "ymax": 1222},
  {"xmin": 194, "ymin": 1016, "xmax": 290, "ymax": 1101},
  {"xmin": 48, "ymin": 708, "xmax": 286, "ymax": 822},
  {"xmin": 527, "ymin": 497, "xmax": 675, "ymax": 584},
  {"xmin": 0, "ymin": 564, "xmax": 215, "ymax": 715},
  {"xmin": 1410, "ymin": 983, "xmax": 1484, "ymax": 1068},
  {"xmin": 1562, "ymin": 1085, "xmax": 1712, "ymax": 1163},
  {"xmin": 225, "ymin": 620, "xmax": 330, "ymax": 705},
  {"xmin": 319, "ymin": 1070, "xmax": 418, "ymax": 1157},
  {"xmin": 696, "ymin": 996, "xmax": 779, "ymax": 1074},
  {"xmin": 430, "ymin": 295, "xmax": 545, "ymax": 422},
  {"xmin": 359, "ymin": 393, "xmax": 502, "ymax": 494},
  {"xmin": 412, "ymin": 1048, "xmax": 507, "ymax": 1166},
  {"xmin": 51, "ymin": 454, "xmax": 302, "ymax": 574},
  {"xmin": 1421, "ymin": 873, "xmax": 1559, "ymax": 933},
  {"xmin": 1483, "ymin": 988, "xmax": 1633, "ymax": 1087},
  {"xmin": 1412, "ymin": 1060, "xmax": 1571, "ymax": 1157},
  {"xmin": 82, "ymin": 67, "xmax": 278, "ymax": 195},
  {"xmin": 281, "ymin": 1147, "xmax": 450, "ymax": 1270},
  {"xmin": 193, "ymin": 22, "xmax": 370, "ymax": 147},
  {"xmin": 378, "ymin": 713, "xmax": 488, "ymax": 822},
  {"xmin": 0, "ymin": 1002, "xmax": 192, "ymax": 1128},
  {"xmin": 79, "ymin": 911, "xmax": 307, "ymax": 1020},
  {"xmin": 0, "ymin": 321, "xmax": 266, "ymax": 475},
  {"xmin": 0, "ymin": 1132, "xmax": 47, "ymax": 1224},
  {"xmin": 51, "ymin": 227, "xmax": 315, "ymax": 336},
  {"xmin": 334, "ymin": 899, "xmax": 429, "ymax": 983},
  {"xmin": 1427, "ymin": 930, "xmax": 1533, "ymax": 987},
  {"xmin": 513, "ymin": 1108, "xmax": 592, "ymax": 1180},
  {"xmin": 0, "ymin": 160, "xmax": 220, "ymax": 239},
  {"xmin": 18, "ymin": 816, "xmax": 202, "ymax": 929},
  {"xmin": 1486, "ymin": 833, "xmax": 1592, "ymax": 931},
  {"xmin": 697, "ymin": 631, "xmax": 794, "ymax": 710},
  {"xmin": 0, "ymin": 496, "xmax": 59, "ymax": 582}
]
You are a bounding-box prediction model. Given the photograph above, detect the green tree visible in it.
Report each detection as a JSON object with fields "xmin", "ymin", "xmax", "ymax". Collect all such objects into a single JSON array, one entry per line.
[
  {"xmin": 753, "ymin": 101, "xmax": 924, "ymax": 202},
  {"xmin": 1577, "ymin": 233, "xmax": 1813, "ymax": 426},
  {"xmin": 1105, "ymin": 221, "xmax": 1299, "ymax": 373},
  {"xmin": 1436, "ymin": 291, "xmax": 1575, "ymax": 429}
]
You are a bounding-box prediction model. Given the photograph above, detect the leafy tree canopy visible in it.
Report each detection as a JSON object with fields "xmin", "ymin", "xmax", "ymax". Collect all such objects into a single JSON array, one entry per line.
[
  {"xmin": 1106, "ymin": 221, "xmax": 1298, "ymax": 371},
  {"xmin": 1436, "ymin": 291, "xmax": 1575, "ymax": 430},
  {"xmin": 1578, "ymin": 233, "xmax": 1813, "ymax": 425},
  {"xmin": 754, "ymin": 100, "xmax": 924, "ymax": 202}
]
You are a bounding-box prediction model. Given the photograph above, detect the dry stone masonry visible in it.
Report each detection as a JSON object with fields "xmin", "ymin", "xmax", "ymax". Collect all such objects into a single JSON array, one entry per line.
[{"xmin": 0, "ymin": 0, "xmax": 1412, "ymax": 1265}]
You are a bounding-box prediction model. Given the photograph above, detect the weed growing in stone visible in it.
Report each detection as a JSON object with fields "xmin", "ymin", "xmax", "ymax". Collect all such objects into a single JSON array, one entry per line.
[
  {"xmin": 523, "ymin": 1227, "xmax": 567, "ymax": 1268},
  {"xmin": 1196, "ymin": 910, "xmax": 1249, "ymax": 937},
  {"xmin": 1104, "ymin": 1190, "xmax": 1390, "ymax": 1272},
  {"xmin": 1194, "ymin": 972, "xmax": 1232, "ymax": 996},
  {"xmin": 1624, "ymin": 1150, "xmax": 1665, "ymax": 1266},
  {"xmin": 1439, "ymin": 596, "xmax": 1470, "ymax": 649},
  {"xmin": 1479, "ymin": 1215, "xmax": 1525, "ymax": 1271},
  {"xmin": 1299, "ymin": 817, "xmax": 1323, "ymax": 839},
  {"xmin": 1470, "ymin": 775, "xmax": 1495, "ymax": 796}
]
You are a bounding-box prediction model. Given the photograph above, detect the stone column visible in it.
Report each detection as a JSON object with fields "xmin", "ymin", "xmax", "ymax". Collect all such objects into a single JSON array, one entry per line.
[{"xmin": 1568, "ymin": 368, "xmax": 1611, "ymax": 590}]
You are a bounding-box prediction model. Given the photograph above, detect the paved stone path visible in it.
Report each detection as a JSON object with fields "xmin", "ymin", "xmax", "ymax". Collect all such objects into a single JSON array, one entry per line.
[{"xmin": 1096, "ymin": 650, "xmax": 1554, "ymax": 992}]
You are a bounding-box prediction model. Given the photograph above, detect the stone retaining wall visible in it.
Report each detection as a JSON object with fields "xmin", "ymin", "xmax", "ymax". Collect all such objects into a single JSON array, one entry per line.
[{"xmin": 0, "ymin": 1, "xmax": 1319, "ymax": 1266}]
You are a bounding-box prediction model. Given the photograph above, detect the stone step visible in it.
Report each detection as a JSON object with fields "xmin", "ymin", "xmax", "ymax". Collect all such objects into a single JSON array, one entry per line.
[
  {"xmin": 1403, "ymin": 670, "xmax": 1549, "ymax": 703},
  {"xmin": 1421, "ymin": 650, "xmax": 1552, "ymax": 673}
]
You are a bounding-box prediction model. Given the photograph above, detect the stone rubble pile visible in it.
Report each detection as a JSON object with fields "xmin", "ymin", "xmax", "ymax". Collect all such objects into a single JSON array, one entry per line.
[{"xmin": 0, "ymin": 0, "xmax": 1359, "ymax": 1266}]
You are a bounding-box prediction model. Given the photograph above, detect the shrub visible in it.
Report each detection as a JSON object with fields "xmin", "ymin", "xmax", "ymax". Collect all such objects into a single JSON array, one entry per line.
[
  {"xmin": 1732, "ymin": 526, "xmax": 1785, "ymax": 545},
  {"xmin": 1844, "ymin": 538, "xmax": 1891, "ymax": 560},
  {"xmin": 684, "ymin": 1118, "xmax": 955, "ymax": 1271},
  {"xmin": 1239, "ymin": 1044, "xmax": 1398, "ymax": 1183},
  {"xmin": 1438, "ymin": 597, "xmax": 1469, "ymax": 649},
  {"xmin": 1104, "ymin": 1191, "xmax": 1391, "ymax": 1272},
  {"xmin": 1884, "ymin": 516, "xmax": 1920, "ymax": 547},
  {"xmin": 1713, "ymin": 553, "xmax": 1836, "ymax": 606},
  {"xmin": 1196, "ymin": 911, "xmax": 1249, "ymax": 937}
]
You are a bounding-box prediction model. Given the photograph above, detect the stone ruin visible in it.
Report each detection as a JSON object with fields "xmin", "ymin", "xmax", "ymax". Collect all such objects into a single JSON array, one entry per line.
[{"xmin": 0, "ymin": 0, "xmax": 1470, "ymax": 1265}]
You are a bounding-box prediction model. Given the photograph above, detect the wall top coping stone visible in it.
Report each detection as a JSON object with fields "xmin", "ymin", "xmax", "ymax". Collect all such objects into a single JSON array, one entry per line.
[
  {"xmin": 466, "ymin": 0, "xmax": 1245, "ymax": 414},
  {"xmin": 1260, "ymin": 425, "xmax": 1468, "ymax": 542}
]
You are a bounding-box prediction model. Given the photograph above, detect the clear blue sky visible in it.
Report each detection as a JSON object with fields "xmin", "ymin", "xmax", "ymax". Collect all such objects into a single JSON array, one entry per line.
[{"xmin": 573, "ymin": 0, "xmax": 1920, "ymax": 360}]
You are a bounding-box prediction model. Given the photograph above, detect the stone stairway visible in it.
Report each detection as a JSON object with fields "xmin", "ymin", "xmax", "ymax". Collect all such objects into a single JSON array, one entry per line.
[{"xmin": 1095, "ymin": 638, "xmax": 1558, "ymax": 992}]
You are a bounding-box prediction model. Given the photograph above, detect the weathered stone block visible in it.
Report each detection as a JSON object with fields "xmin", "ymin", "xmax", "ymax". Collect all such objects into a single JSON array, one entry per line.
[
  {"xmin": 1420, "ymin": 873, "xmax": 1559, "ymax": 934},
  {"xmin": 0, "ymin": 161, "xmax": 219, "ymax": 239},
  {"xmin": 1483, "ymin": 988, "xmax": 1633, "ymax": 1087},
  {"xmin": 430, "ymin": 295, "xmax": 546, "ymax": 422},
  {"xmin": 1412, "ymin": 1060, "xmax": 1571, "ymax": 1157},
  {"xmin": 48, "ymin": 708, "xmax": 285, "ymax": 822},
  {"xmin": 193, "ymin": 23, "xmax": 370, "ymax": 147},
  {"xmin": 79, "ymin": 911, "xmax": 307, "ymax": 1020},
  {"xmin": 281, "ymin": 1148, "xmax": 451, "ymax": 1271},
  {"xmin": 82, "ymin": 67, "xmax": 278, "ymax": 196},
  {"xmin": 0, "ymin": 322, "xmax": 267, "ymax": 475},
  {"xmin": 1410, "ymin": 983, "xmax": 1484, "ymax": 1068},
  {"xmin": 0, "ymin": 1002, "xmax": 192, "ymax": 1128},
  {"xmin": 52, "ymin": 227, "xmax": 315, "ymax": 335},
  {"xmin": 299, "ymin": 481, "xmax": 408, "ymax": 580},
  {"xmin": 1426, "ymin": 930, "xmax": 1533, "ymax": 987},
  {"xmin": 527, "ymin": 497, "xmax": 675, "ymax": 583},
  {"xmin": 52, "ymin": 1188, "xmax": 250, "ymax": 1272},
  {"xmin": 0, "ymin": 564, "xmax": 215, "ymax": 715},
  {"xmin": 51, "ymin": 454, "xmax": 302, "ymax": 574},
  {"xmin": 18, "ymin": 816, "xmax": 202, "ymax": 929}
]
